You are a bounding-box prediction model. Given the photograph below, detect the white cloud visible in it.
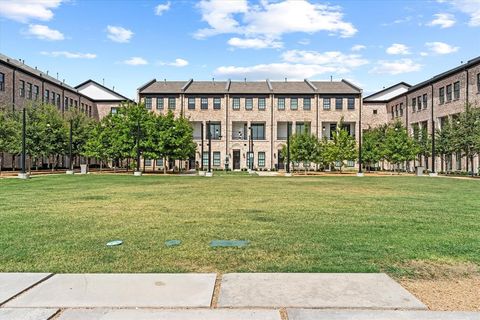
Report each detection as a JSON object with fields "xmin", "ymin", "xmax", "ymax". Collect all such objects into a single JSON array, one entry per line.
[
  {"xmin": 282, "ymin": 50, "xmax": 368, "ymax": 69},
  {"xmin": 123, "ymin": 57, "xmax": 148, "ymax": 65},
  {"xmin": 298, "ymin": 38, "xmax": 310, "ymax": 45},
  {"xmin": 26, "ymin": 24, "xmax": 64, "ymax": 41},
  {"xmin": 441, "ymin": 0, "xmax": 480, "ymax": 26},
  {"xmin": 106, "ymin": 25, "xmax": 133, "ymax": 43},
  {"xmin": 0, "ymin": 0, "xmax": 62, "ymax": 23},
  {"xmin": 425, "ymin": 41, "xmax": 459, "ymax": 54},
  {"xmin": 158, "ymin": 58, "xmax": 189, "ymax": 67},
  {"xmin": 227, "ymin": 37, "xmax": 283, "ymax": 49},
  {"xmin": 214, "ymin": 49, "xmax": 368, "ymax": 79},
  {"xmin": 195, "ymin": 0, "xmax": 357, "ymax": 48},
  {"xmin": 351, "ymin": 44, "xmax": 366, "ymax": 51},
  {"xmin": 386, "ymin": 43, "xmax": 410, "ymax": 55},
  {"xmin": 428, "ymin": 13, "xmax": 456, "ymax": 28},
  {"xmin": 370, "ymin": 59, "xmax": 422, "ymax": 75},
  {"xmin": 155, "ymin": 1, "xmax": 171, "ymax": 15},
  {"xmin": 40, "ymin": 51, "xmax": 96, "ymax": 59}
]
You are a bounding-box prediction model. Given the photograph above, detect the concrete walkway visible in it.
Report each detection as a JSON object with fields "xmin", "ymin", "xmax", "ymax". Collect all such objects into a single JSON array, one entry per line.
[{"xmin": 0, "ymin": 273, "xmax": 478, "ymax": 320}]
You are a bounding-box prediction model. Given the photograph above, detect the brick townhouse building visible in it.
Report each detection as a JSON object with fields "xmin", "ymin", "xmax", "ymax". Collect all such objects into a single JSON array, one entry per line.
[
  {"xmin": 363, "ymin": 56, "xmax": 480, "ymax": 173},
  {"xmin": 0, "ymin": 52, "xmax": 130, "ymax": 169},
  {"xmin": 137, "ymin": 78, "xmax": 362, "ymax": 171}
]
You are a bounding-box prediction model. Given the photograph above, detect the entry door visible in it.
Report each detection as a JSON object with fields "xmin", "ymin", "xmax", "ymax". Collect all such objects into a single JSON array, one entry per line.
[
  {"xmin": 278, "ymin": 149, "xmax": 285, "ymax": 170},
  {"xmin": 233, "ymin": 150, "xmax": 241, "ymax": 170}
]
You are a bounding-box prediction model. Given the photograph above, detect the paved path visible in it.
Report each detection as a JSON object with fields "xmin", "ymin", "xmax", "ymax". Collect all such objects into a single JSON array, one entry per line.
[{"xmin": 0, "ymin": 272, "xmax": 478, "ymax": 320}]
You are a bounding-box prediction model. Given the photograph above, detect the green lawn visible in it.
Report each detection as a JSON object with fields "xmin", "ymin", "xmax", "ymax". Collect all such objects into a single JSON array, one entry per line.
[{"xmin": 0, "ymin": 174, "xmax": 479, "ymax": 277}]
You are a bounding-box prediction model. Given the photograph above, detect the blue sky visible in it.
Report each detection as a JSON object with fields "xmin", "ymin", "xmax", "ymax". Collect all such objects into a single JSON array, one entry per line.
[{"xmin": 0, "ymin": 0, "xmax": 479, "ymax": 99}]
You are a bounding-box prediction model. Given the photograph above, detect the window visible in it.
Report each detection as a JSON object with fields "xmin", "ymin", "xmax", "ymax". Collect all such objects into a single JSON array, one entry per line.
[
  {"xmin": 208, "ymin": 122, "xmax": 221, "ymax": 140},
  {"xmin": 477, "ymin": 73, "xmax": 480, "ymax": 92},
  {"xmin": 111, "ymin": 107, "xmax": 118, "ymax": 114},
  {"xmin": 246, "ymin": 152, "xmax": 253, "ymax": 168},
  {"xmin": 329, "ymin": 123, "xmax": 337, "ymax": 139},
  {"xmin": 347, "ymin": 160, "xmax": 355, "ymax": 167},
  {"xmin": 74, "ymin": 100, "xmax": 78, "ymax": 108},
  {"xmin": 303, "ymin": 97, "xmax": 311, "ymax": 110},
  {"xmin": 81, "ymin": 103, "xmax": 85, "ymax": 112},
  {"xmin": 19, "ymin": 80, "xmax": 25, "ymax": 97},
  {"xmin": 417, "ymin": 96, "xmax": 422, "ymax": 110},
  {"xmin": 453, "ymin": 81, "xmax": 460, "ymax": 100},
  {"xmin": 213, "ymin": 97, "xmax": 221, "ymax": 110},
  {"xmin": 423, "ymin": 94, "xmax": 427, "ymax": 109},
  {"xmin": 277, "ymin": 97, "xmax": 285, "ymax": 110},
  {"xmin": 188, "ymin": 97, "xmax": 195, "ymax": 110},
  {"xmin": 70, "ymin": 98, "xmax": 73, "ymax": 107},
  {"xmin": 347, "ymin": 97, "xmax": 355, "ymax": 110},
  {"xmin": 391, "ymin": 108, "xmax": 394, "ymax": 120},
  {"xmin": 245, "ymin": 98, "xmax": 253, "ymax": 110},
  {"xmin": 323, "ymin": 98, "xmax": 330, "ymax": 110},
  {"xmin": 201, "ymin": 97, "xmax": 208, "ymax": 110},
  {"xmin": 64, "ymin": 97, "xmax": 69, "ymax": 111},
  {"xmin": 27, "ymin": 83, "xmax": 32, "ymax": 99},
  {"xmin": 251, "ymin": 123, "xmax": 265, "ymax": 140},
  {"xmin": 168, "ymin": 97, "xmax": 176, "ymax": 109},
  {"xmin": 56, "ymin": 95, "xmax": 61, "ymax": 107},
  {"xmin": 296, "ymin": 122, "xmax": 310, "ymax": 135},
  {"xmin": 145, "ymin": 97, "xmax": 152, "ymax": 109},
  {"xmin": 144, "ymin": 159, "xmax": 152, "ymax": 166},
  {"xmin": 232, "ymin": 97, "xmax": 240, "ymax": 110},
  {"xmin": 51, "ymin": 91, "xmax": 55, "ymax": 105},
  {"xmin": 439, "ymin": 87, "xmax": 445, "ymax": 104},
  {"xmin": 44, "ymin": 90, "xmax": 49, "ymax": 102},
  {"xmin": 202, "ymin": 152, "xmax": 209, "ymax": 167},
  {"xmin": 373, "ymin": 109, "xmax": 378, "ymax": 115},
  {"xmin": 456, "ymin": 152, "xmax": 462, "ymax": 171},
  {"xmin": 290, "ymin": 98, "xmax": 298, "ymax": 110},
  {"xmin": 258, "ymin": 152, "xmax": 265, "ymax": 167},
  {"xmin": 446, "ymin": 84, "xmax": 452, "ymax": 102},
  {"xmin": 156, "ymin": 159, "xmax": 163, "ymax": 167},
  {"xmin": 157, "ymin": 97, "xmax": 164, "ymax": 110},
  {"xmin": 400, "ymin": 103, "xmax": 404, "ymax": 116},
  {"xmin": 0, "ymin": 73, "xmax": 4, "ymax": 91},
  {"xmin": 395, "ymin": 105, "xmax": 398, "ymax": 117},
  {"xmin": 412, "ymin": 97, "xmax": 417, "ymax": 111},
  {"xmin": 335, "ymin": 97, "xmax": 343, "ymax": 110},
  {"xmin": 213, "ymin": 152, "xmax": 221, "ymax": 166},
  {"xmin": 258, "ymin": 97, "xmax": 266, "ymax": 110}
]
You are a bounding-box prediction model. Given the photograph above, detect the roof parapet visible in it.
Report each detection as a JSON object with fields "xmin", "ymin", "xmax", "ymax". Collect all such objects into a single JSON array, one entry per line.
[
  {"xmin": 304, "ymin": 79, "xmax": 317, "ymax": 91},
  {"xmin": 181, "ymin": 78, "xmax": 193, "ymax": 92}
]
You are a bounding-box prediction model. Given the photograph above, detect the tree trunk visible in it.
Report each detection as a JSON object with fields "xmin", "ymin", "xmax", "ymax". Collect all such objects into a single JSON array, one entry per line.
[
  {"xmin": 471, "ymin": 155, "xmax": 475, "ymax": 177},
  {"xmin": 0, "ymin": 154, "xmax": 3, "ymax": 176},
  {"xmin": 163, "ymin": 157, "xmax": 167, "ymax": 174}
]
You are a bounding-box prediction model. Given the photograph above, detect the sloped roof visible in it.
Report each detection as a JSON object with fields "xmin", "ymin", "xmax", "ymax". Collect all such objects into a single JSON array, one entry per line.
[
  {"xmin": 229, "ymin": 81, "xmax": 271, "ymax": 94},
  {"xmin": 184, "ymin": 81, "xmax": 228, "ymax": 94},
  {"xmin": 141, "ymin": 81, "xmax": 186, "ymax": 94},
  {"xmin": 270, "ymin": 81, "xmax": 314, "ymax": 94},
  {"xmin": 312, "ymin": 80, "xmax": 361, "ymax": 94},
  {"xmin": 75, "ymin": 79, "xmax": 132, "ymax": 101}
]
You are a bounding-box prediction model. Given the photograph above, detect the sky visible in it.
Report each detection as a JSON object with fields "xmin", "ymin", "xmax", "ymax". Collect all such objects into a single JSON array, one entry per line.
[{"xmin": 0, "ymin": 0, "xmax": 479, "ymax": 100}]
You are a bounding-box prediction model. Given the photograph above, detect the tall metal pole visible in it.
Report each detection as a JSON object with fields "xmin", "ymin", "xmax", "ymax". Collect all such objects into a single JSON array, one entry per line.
[
  {"xmin": 21, "ymin": 108, "xmax": 26, "ymax": 174},
  {"xmin": 201, "ymin": 122, "xmax": 204, "ymax": 171},
  {"xmin": 249, "ymin": 126, "xmax": 254, "ymax": 170},
  {"xmin": 69, "ymin": 119, "xmax": 73, "ymax": 170},
  {"xmin": 207, "ymin": 120, "xmax": 211, "ymax": 173},
  {"xmin": 136, "ymin": 119, "xmax": 141, "ymax": 172},
  {"xmin": 358, "ymin": 95, "xmax": 363, "ymax": 174},
  {"xmin": 286, "ymin": 121, "xmax": 290, "ymax": 173}
]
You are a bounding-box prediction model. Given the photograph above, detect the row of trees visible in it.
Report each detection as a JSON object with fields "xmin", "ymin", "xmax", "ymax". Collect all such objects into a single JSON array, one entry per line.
[
  {"xmin": 284, "ymin": 120, "xmax": 357, "ymax": 172},
  {"xmin": 0, "ymin": 102, "xmax": 196, "ymax": 174}
]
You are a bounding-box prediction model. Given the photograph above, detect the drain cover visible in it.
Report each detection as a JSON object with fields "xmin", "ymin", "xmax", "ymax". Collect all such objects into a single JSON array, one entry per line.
[
  {"xmin": 210, "ymin": 240, "xmax": 249, "ymax": 248},
  {"xmin": 165, "ymin": 239, "xmax": 181, "ymax": 247},
  {"xmin": 106, "ymin": 240, "xmax": 123, "ymax": 247}
]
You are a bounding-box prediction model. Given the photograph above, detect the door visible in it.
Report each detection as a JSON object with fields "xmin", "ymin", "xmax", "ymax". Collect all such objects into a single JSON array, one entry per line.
[
  {"xmin": 233, "ymin": 150, "xmax": 240, "ymax": 170},
  {"xmin": 278, "ymin": 149, "xmax": 285, "ymax": 170}
]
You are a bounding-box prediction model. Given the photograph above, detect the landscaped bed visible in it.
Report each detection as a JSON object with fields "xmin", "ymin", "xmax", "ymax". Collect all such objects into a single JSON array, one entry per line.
[{"xmin": 1, "ymin": 174, "xmax": 479, "ymax": 309}]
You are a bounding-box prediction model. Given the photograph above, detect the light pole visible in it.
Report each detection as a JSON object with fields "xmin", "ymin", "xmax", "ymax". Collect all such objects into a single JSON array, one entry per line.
[
  {"xmin": 286, "ymin": 121, "xmax": 291, "ymax": 174},
  {"xmin": 207, "ymin": 120, "xmax": 212, "ymax": 173},
  {"xmin": 248, "ymin": 126, "xmax": 254, "ymax": 171},
  {"xmin": 18, "ymin": 108, "xmax": 28, "ymax": 179},
  {"xmin": 66, "ymin": 118, "xmax": 74, "ymax": 174},
  {"xmin": 201, "ymin": 122, "xmax": 204, "ymax": 171},
  {"xmin": 134, "ymin": 119, "xmax": 141, "ymax": 176}
]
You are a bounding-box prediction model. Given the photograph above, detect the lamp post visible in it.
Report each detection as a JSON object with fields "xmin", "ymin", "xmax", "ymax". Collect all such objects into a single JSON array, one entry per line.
[
  {"xmin": 207, "ymin": 120, "xmax": 212, "ymax": 174},
  {"xmin": 18, "ymin": 108, "xmax": 28, "ymax": 179},
  {"xmin": 66, "ymin": 119, "xmax": 74, "ymax": 174},
  {"xmin": 248, "ymin": 126, "xmax": 254, "ymax": 171},
  {"xmin": 286, "ymin": 121, "xmax": 291, "ymax": 174},
  {"xmin": 134, "ymin": 119, "xmax": 142, "ymax": 176},
  {"xmin": 200, "ymin": 122, "xmax": 204, "ymax": 171}
]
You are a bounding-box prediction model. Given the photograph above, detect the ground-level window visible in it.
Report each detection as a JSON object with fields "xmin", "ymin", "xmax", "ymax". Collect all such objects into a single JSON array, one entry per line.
[
  {"xmin": 202, "ymin": 152, "xmax": 209, "ymax": 167},
  {"xmin": 111, "ymin": 107, "xmax": 118, "ymax": 114},
  {"xmin": 246, "ymin": 152, "xmax": 253, "ymax": 168},
  {"xmin": 456, "ymin": 152, "xmax": 462, "ymax": 170},
  {"xmin": 213, "ymin": 152, "xmax": 221, "ymax": 166},
  {"xmin": 347, "ymin": 160, "xmax": 355, "ymax": 167},
  {"xmin": 144, "ymin": 159, "xmax": 152, "ymax": 166},
  {"xmin": 156, "ymin": 159, "xmax": 163, "ymax": 167},
  {"xmin": 258, "ymin": 152, "xmax": 265, "ymax": 167}
]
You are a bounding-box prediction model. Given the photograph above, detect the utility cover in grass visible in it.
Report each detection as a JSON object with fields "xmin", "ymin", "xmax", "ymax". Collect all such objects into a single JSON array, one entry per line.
[
  {"xmin": 210, "ymin": 240, "xmax": 249, "ymax": 248},
  {"xmin": 165, "ymin": 240, "xmax": 181, "ymax": 247},
  {"xmin": 106, "ymin": 240, "xmax": 123, "ymax": 247}
]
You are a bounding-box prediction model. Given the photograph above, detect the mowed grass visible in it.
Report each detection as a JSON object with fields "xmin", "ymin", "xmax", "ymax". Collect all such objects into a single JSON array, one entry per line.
[{"xmin": 0, "ymin": 173, "xmax": 479, "ymax": 277}]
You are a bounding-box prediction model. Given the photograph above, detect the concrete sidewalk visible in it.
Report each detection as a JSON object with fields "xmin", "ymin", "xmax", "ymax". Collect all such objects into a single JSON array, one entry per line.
[{"xmin": 0, "ymin": 272, "xmax": 478, "ymax": 320}]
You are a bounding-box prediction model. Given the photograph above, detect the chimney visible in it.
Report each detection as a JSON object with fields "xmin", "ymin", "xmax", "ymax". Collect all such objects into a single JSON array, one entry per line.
[
  {"xmin": 285, "ymin": 77, "xmax": 287, "ymax": 82},
  {"xmin": 330, "ymin": 75, "xmax": 333, "ymax": 82},
  {"xmin": 56, "ymin": 72, "xmax": 59, "ymax": 80},
  {"xmin": 35, "ymin": 66, "xmax": 37, "ymax": 70},
  {"xmin": 164, "ymin": 78, "xmax": 167, "ymax": 85},
  {"xmin": 102, "ymin": 78, "xmax": 105, "ymax": 86},
  {"xmin": 212, "ymin": 77, "xmax": 215, "ymax": 85},
  {"xmin": 113, "ymin": 86, "xmax": 115, "ymax": 91},
  {"xmin": 47, "ymin": 70, "xmax": 49, "ymax": 75}
]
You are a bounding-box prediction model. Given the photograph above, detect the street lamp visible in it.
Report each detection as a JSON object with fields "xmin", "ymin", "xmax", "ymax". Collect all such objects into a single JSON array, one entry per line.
[
  {"xmin": 207, "ymin": 120, "xmax": 212, "ymax": 173},
  {"xmin": 66, "ymin": 119, "xmax": 74, "ymax": 174},
  {"xmin": 286, "ymin": 121, "xmax": 291, "ymax": 174},
  {"xmin": 248, "ymin": 126, "xmax": 254, "ymax": 171},
  {"xmin": 18, "ymin": 108, "xmax": 28, "ymax": 179},
  {"xmin": 134, "ymin": 119, "xmax": 142, "ymax": 176},
  {"xmin": 200, "ymin": 122, "xmax": 204, "ymax": 171}
]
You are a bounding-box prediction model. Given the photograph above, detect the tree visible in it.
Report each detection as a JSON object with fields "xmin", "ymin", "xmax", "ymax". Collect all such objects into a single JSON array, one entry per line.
[
  {"xmin": 383, "ymin": 121, "xmax": 418, "ymax": 172},
  {"xmin": 40, "ymin": 104, "xmax": 67, "ymax": 170},
  {"xmin": 362, "ymin": 127, "xmax": 385, "ymax": 171},
  {"xmin": 316, "ymin": 137, "xmax": 336, "ymax": 170},
  {"xmin": 282, "ymin": 133, "xmax": 319, "ymax": 173},
  {"xmin": 0, "ymin": 109, "xmax": 21, "ymax": 174},
  {"xmin": 65, "ymin": 109, "xmax": 93, "ymax": 167},
  {"xmin": 82, "ymin": 121, "xmax": 108, "ymax": 170},
  {"xmin": 412, "ymin": 123, "xmax": 431, "ymax": 168},
  {"xmin": 451, "ymin": 104, "xmax": 480, "ymax": 176},
  {"xmin": 330, "ymin": 121, "xmax": 357, "ymax": 172},
  {"xmin": 435, "ymin": 118, "xmax": 454, "ymax": 173}
]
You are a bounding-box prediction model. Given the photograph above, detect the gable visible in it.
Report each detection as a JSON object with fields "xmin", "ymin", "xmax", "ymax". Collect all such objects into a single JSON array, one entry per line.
[{"xmin": 77, "ymin": 82, "xmax": 126, "ymax": 101}]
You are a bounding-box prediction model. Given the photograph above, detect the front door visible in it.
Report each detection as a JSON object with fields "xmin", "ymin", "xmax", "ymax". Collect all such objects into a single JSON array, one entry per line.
[
  {"xmin": 278, "ymin": 149, "xmax": 285, "ymax": 170},
  {"xmin": 233, "ymin": 150, "xmax": 241, "ymax": 170}
]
